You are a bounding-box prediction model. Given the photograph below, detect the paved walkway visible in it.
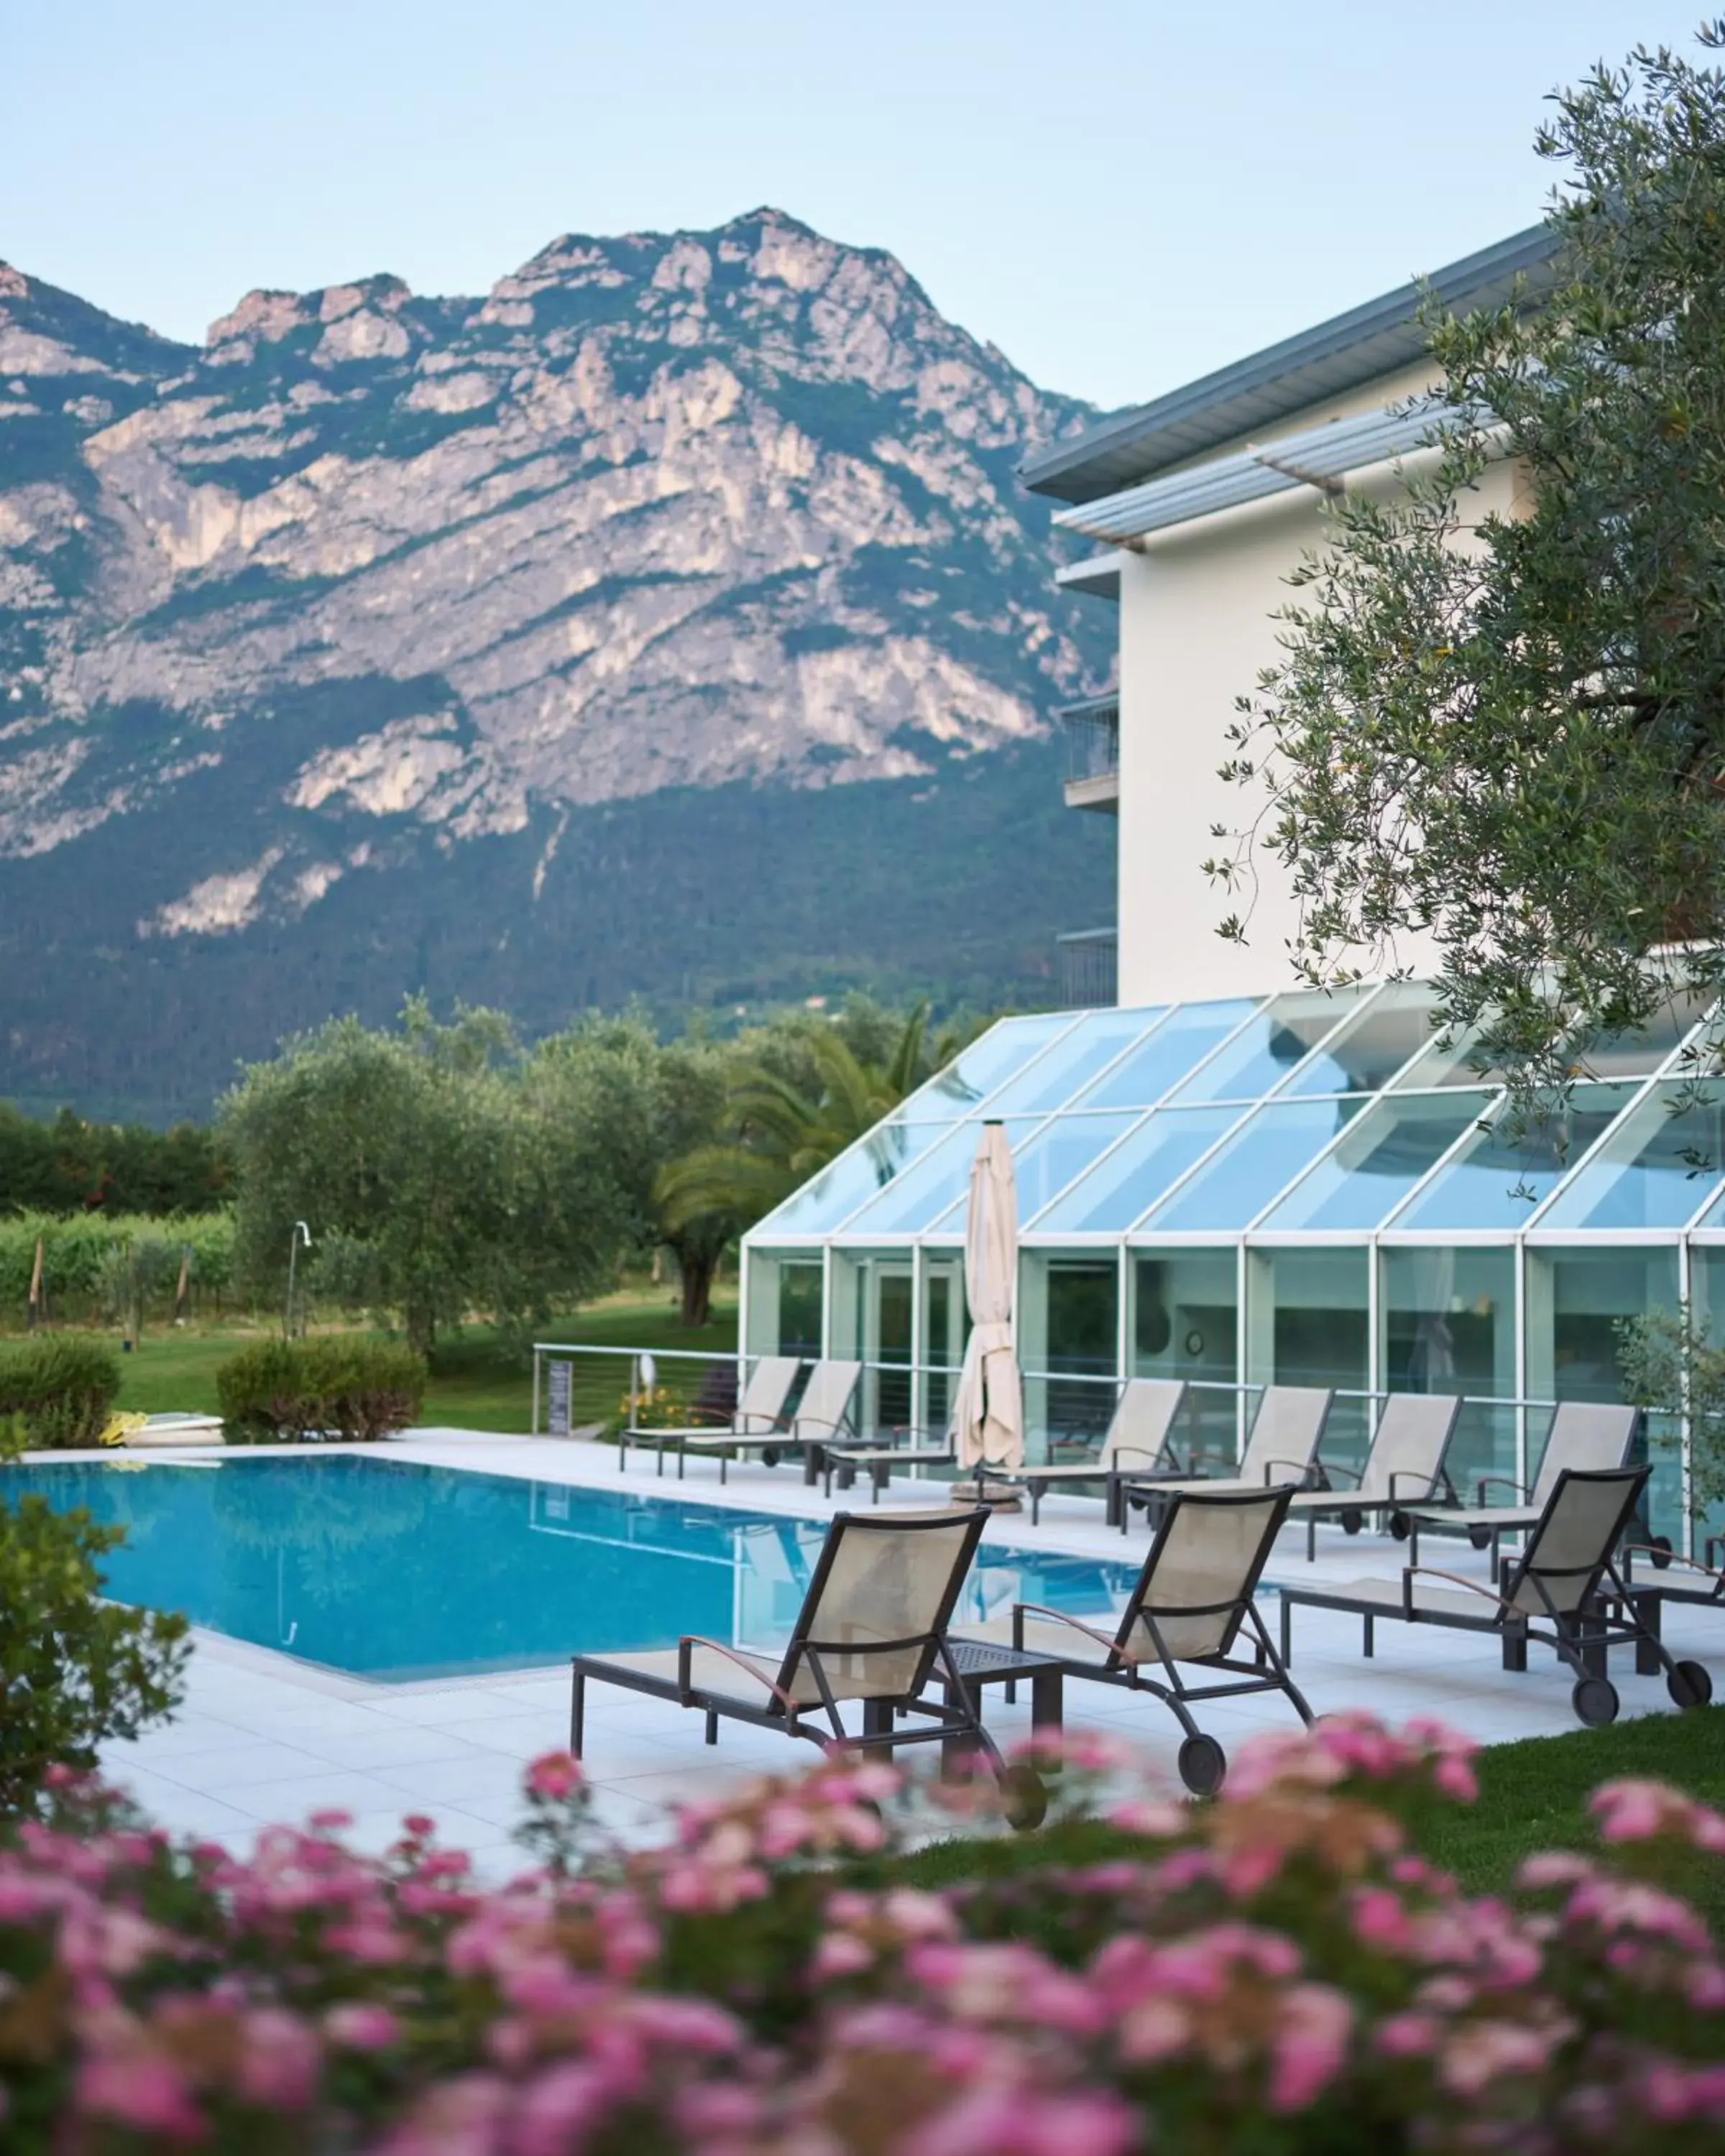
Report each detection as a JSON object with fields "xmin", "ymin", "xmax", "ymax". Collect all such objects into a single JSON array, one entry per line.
[{"xmin": 68, "ymin": 1430, "xmax": 1719, "ymax": 1876}]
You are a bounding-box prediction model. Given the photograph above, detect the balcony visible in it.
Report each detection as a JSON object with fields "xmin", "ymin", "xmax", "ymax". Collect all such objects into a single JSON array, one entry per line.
[
  {"xmin": 1056, "ymin": 926, "xmax": 1117, "ymax": 1008},
  {"xmin": 1057, "ymin": 694, "xmax": 1119, "ymax": 813}
]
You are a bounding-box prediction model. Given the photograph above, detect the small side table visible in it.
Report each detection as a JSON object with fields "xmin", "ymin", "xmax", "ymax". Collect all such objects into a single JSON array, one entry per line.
[{"xmin": 937, "ymin": 1636, "xmax": 1066, "ymax": 1773}]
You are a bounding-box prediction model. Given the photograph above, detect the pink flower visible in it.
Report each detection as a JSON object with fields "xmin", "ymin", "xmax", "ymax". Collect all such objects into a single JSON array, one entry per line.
[
  {"xmin": 236, "ymin": 2007, "xmax": 321, "ymax": 2107},
  {"xmin": 78, "ymin": 2049, "xmax": 203, "ymax": 2139},
  {"xmin": 524, "ymin": 1751, "xmax": 584, "ymax": 1803},
  {"xmin": 326, "ymin": 2001, "xmax": 400, "ymax": 2051},
  {"xmin": 1269, "ymin": 1984, "xmax": 1352, "ymax": 2111}
]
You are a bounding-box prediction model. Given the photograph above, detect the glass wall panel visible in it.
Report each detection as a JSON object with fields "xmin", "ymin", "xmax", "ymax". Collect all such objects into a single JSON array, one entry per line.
[
  {"xmin": 1688, "ymin": 1250, "xmax": 1725, "ymax": 1564},
  {"xmin": 1281, "ymin": 981, "xmax": 1439, "ymax": 1096},
  {"xmin": 752, "ymin": 1122, "xmax": 948, "ymax": 1238},
  {"xmin": 1075, "ymin": 1000, "xmax": 1259, "ymax": 1110},
  {"xmin": 1166, "ymin": 988, "xmax": 1357, "ymax": 1105},
  {"xmin": 828, "ymin": 1252, "xmax": 914, "ymax": 1439},
  {"xmin": 1020, "ymin": 1254, "xmax": 1118, "ymax": 1460},
  {"xmin": 1141, "ymin": 1098, "xmax": 1367, "ymax": 1233},
  {"xmin": 744, "ymin": 1250, "xmax": 822, "ymax": 1360},
  {"xmin": 960, "ymin": 1112, "xmax": 1141, "ymax": 1228},
  {"xmin": 840, "ymin": 1117, "xmax": 1040, "ymax": 1237},
  {"xmin": 1035, "ymin": 1107, "xmax": 1242, "ymax": 1233},
  {"xmin": 1249, "ymin": 1247, "xmax": 1371, "ymax": 1465},
  {"xmin": 1537, "ymin": 1082, "xmax": 1725, "ymax": 1231},
  {"xmin": 1259, "ymin": 1092, "xmax": 1489, "ymax": 1234},
  {"xmin": 1133, "ymin": 1250, "xmax": 1239, "ymax": 1465},
  {"xmin": 1381, "ymin": 1248, "xmax": 1516, "ymax": 1502},
  {"xmin": 1527, "ymin": 1246, "xmax": 1681, "ymax": 1545},
  {"xmin": 921, "ymin": 1258, "xmax": 967, "ymax": 1441},
  {"xmin": 895, "ymin": 1013, "xmax": 1075, "ymax": 1123},
  {"xmin": 987, "ymin": 1009, "xmax": 1165, "ymax": 1116},
  {"xmin": 1392, "ymin": 1084, "xmax": 1635, "ymax": 1232}
]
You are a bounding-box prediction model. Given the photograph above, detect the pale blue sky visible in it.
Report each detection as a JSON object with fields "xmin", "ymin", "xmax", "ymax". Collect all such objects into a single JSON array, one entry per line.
[{"xmin": 2, "ymin": 2, "xmax": 1712, "ymax": 408}]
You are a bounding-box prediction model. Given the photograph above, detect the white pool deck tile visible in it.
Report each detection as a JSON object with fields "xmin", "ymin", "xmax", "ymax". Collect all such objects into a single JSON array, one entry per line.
[{"xmin": 61, "ymin": 1427, "xmax": 1721, "ymax": 1877}]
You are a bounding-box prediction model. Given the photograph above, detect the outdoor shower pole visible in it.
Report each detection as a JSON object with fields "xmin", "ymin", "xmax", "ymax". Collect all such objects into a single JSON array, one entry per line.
[{"xmin": 285, "ymin": 1221, "xmax": 311, "ymax": 1340}]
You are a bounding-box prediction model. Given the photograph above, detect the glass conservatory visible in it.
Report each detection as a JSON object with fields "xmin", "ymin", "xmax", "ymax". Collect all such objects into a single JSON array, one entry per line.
[{"xmin": 739, "ymin": 983, "xmax": 1725, "ymax": 1552}]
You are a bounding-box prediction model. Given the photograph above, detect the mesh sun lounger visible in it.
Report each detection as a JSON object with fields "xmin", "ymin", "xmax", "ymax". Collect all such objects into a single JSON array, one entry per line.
[
  {"xmin": 1403, "ymin": 1400, "xmax": 1641, "ymax": 1575},
  {"xmin": 620, "ymin": 1354, "xmax": 799, "ymax": 1481},
  {"xmin": 1278, "ymin": 1465, "xmax": 1712, "ymax": 1727},
  {"xmin": 570, "ymin": 1507, "xmax": 1044, "ymax": 1816},
  {"xmin": 954, "ymin": 1483, "xmax": 1310, "ymax": 1794},
  {"xmin": 1116, "ymin": 1383, "xmax": 1333, "ymax": 1534},
  {"xmin": 1286, "ymin": 1392, "xmax": 1462, "ymax": 1559},
  {"xmin": 988, "ymin": 1378, "xmax": 1192, "ymax": 1525}
]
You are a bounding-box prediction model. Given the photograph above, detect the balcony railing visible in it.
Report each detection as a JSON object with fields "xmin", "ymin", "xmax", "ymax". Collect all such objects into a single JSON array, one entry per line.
[
  {"xmin": 1057, "ymin": 694, "xmax": 1119, "ymax": 812},
  {"xmin": 1056, "ymin": 926, "xmax": 1117, "ymax": 1008}
]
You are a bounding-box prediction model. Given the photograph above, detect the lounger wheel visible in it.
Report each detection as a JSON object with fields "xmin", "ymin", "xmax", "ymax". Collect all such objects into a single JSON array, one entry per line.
[
  {"xmin": 1389, "ymin": 1511, "xmax": 1411, "ymax": 1542},
  {"xmin": 1177, "ymin": 1733, "xmax": 1227, "ymax": 1797},
  {"xmin": 998, "ymin": 1761, "xmax": 1049, "ymax": 1833},
  {"xmin": 1340, "ymin": 1507, "xmax": 1363, "ymax": 1536},
  {"xmin": 1468, "ymin": 1525, "xmax": 1494, "ymax": 1550},
  {"xmin": 761, "ymin": 1447, "xmax": 781, "ymax": 1468},
  {"xmin": 1649, "ymin": 1535, "xmax": 1673, "ymax": 1572},
  {"xmin": 1571, "ymin": 1675, "xmax": 1619, "ymax": 1728},
  {"xmin": 1668, "ymin": 1659, "xmax": 1713, "ymax": 1710}
]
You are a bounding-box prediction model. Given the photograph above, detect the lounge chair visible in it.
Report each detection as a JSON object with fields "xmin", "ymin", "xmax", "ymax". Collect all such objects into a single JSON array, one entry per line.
[
  {"xmin": 1286, "ymin": 1392, "xmax": 1462, "ymax": 1559},
  {"xmin": 570, "ymin": 1508, "xmax": 1043, "ymax": 1813},
  {"xmin": 620, "ymin": 1355, "xmax": 799, "ymax": 1481},
  {"xmin": 954, "ymin": 1483, "xmax": 1311, "ymax": 1794},
  {"xmin": 1277, "ymin": 1465, "xmax": 1711, "ymax": 1727},
  {"xmin": 816, "ymin": 1370, "xmax": 955, "ymax": 1501},
  {"xmin": 1116, "ymin": 1383, "xmax": 1333, "ymax": 1534},
  {"xmin": 1403, "ymin": 1400, "xmax": 1641, "ymax": 1575},
  {"xmin": 1611, "ymin": 1541, "xmax": 1725, "ymax": 1674},
  {"xmin": 987, "ymin": 1378, "xmax": 1192, "ymax": 1526}
]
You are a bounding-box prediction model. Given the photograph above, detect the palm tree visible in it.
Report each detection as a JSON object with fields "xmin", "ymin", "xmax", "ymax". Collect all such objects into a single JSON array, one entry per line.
[{"xmin": 656, "ymin": 1004, "xmax": 941, "ymax": 1235}]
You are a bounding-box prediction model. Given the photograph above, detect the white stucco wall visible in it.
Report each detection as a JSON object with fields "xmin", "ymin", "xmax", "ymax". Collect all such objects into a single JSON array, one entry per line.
[{"xmin": 1110, "ymin": 369, "xmax": 1518, "ymax": 1008}]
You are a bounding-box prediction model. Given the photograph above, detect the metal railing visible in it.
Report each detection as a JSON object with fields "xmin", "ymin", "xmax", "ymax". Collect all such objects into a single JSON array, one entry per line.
[
  {"xmin": 528, "ymin": 1340, "xmax": 1688, "ymax": 1539},
  {"xmin": 1057, "ymin": 697, "xmax": 1119, "ymax": 785},
  {"xmin": 1056, "ymin": 926, "xmax": 1117, "ymax": 1008}
]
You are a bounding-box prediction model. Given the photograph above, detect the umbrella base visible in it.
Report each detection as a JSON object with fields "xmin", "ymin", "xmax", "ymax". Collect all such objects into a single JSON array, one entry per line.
[{"xmin": 950, "ymin": 1478, "xmax": 1024, "ymax": 1511}]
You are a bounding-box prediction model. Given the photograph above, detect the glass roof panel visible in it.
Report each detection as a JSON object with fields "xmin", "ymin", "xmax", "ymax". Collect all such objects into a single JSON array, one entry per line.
[
  {"xmin": 1394, "ymin": 991, "xmax": 1715, "ymax": 1091},
  {"xmin": 750, "ymin": 1122, "xmax": 950, "ymax": 1239},
  {"xmin": 838, "ymin": 1117, "xmax": 1042, "ymax": 1238},
  {"xmin": 1031, "ymin": 1105, "xmax": 1245, "ymax": 1232},
  {"xmin": 1139, "ymin": 1097, "xmax": 1368, "ymax": 1233},
  {"xmin": 1393, "ymin": 1083, "xmax": 1638, "ymax": 1233},
  {"xmin": 1075, "ymin": 998, "xmax": 1259, "ymax": 1109},
  {"xmin": 1536, "ymin": 1079, "xmax": 1725, "ymax": 1231},
  {"xmin": 1165, "ymin": 987, "xmax": 1360, "ymax": 1105},
  {"xmin": 892, "ymin": 1014, "xmax": 1075, "ymax": 1124},
  {"xmin": 1281, "ymin": 981, "xmax": 1439, "ymax": 1096},
  {"xmin": 930, "ymin": 1113, "xmax": 1144, "ymax": 1232},
  {"xmin": 1259, "ymin": 1091, "xmax": 1490, "ymax": 1233},
  {"xmin": 986, "ymin": 1008, "xmax": 1167, "ymax": 1117}
]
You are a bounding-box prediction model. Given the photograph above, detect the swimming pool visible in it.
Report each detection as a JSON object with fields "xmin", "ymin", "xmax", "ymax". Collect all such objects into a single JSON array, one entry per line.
[{"xmin": 10, "ymin": 1457, "xmax": 1146, "ymax": 1683}]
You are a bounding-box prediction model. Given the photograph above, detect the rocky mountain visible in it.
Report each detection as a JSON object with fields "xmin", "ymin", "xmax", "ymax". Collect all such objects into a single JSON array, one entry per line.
[{"xmin": 0, "ymin": 210, "xmax": 1113, "ymax": 1119}]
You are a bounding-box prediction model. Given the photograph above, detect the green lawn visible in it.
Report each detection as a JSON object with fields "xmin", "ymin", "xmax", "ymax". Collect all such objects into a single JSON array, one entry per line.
[
  {"xmin": 900, "ymin": 1708, "xmax": 1725, "ymax": 1930},
  {"xmin": 109, "ymin": 1286, "xmax": 739, "ymax": 1434}
]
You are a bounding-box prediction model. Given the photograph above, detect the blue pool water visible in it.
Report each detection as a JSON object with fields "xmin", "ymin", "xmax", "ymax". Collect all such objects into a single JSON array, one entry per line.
[{"xmin": 9, "ymin": 1457, "xmax": 1144, "ymax": 1683}]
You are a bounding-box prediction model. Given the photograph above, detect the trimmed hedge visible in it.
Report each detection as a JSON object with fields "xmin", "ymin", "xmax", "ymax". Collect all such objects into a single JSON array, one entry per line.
[
  {"xmin": 216, "ymin": 1335, "xmax": 427, "ymax": 1442},
  {"xmin": 0, "ymin": 1335, "xmax": 121, "ymax": 1448}
]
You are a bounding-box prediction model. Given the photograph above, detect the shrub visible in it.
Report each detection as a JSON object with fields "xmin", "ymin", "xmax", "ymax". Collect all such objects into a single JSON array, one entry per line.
[
  {"xmin": 216, "ymin": 1335, "xmax": 428, "ymax": 1442},
  {"xmin": 0, "ymin": 1333, "xmax": 121, "ymax": 1447},
  {"xmin": 0, "ymin": 1465, "xmax": 188, "ymax": 1814},
  {"xmin": 1, "ymin": 1721, "xmax": 1725, "ymax": 2151}
]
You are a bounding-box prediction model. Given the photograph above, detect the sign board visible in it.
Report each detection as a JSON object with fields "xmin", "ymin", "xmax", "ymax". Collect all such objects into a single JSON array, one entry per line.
[{"xmin": 547, "ymin": 1359, "xmax": 573, "ymax": 1439}]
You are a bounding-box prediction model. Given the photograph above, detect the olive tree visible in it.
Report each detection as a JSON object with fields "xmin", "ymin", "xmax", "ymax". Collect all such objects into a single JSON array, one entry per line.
[{"xmin": 1218, "ymin": 25, "xmax": 1725, "ymax": 1105}]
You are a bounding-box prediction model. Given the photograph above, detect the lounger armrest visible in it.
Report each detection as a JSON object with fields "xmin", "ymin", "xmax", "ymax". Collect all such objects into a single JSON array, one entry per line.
[
  {"xmin": 787, "ymin": 1415, "xmax": 857, "ymax": 1438},
  {"xmin": 1387, "ymin": 1470, "xmax": 1443, "ymax": 1501},
  {"xmin": 733, "ymin": 1411, "xmax": 789, "ymax": 1435},
  {"xmin": 1474, "ymin": 1473, "xmax": 1528, "ymax": 1503},
  {"xmin": 678, "ymin": 1635, "xmax": 801, "ymax": 1718},
  {"xmin": 1263, "ymin": 1456, "xmax": 1322, "ymax": 1488},
  {"xmin": 1110, "ymin": 1443, "xmax": 1174, "ymax": 1471},
  {"xmin": 1013, "ymin": 1601, "xmax": 1125, "ymax": 1659},
  {"xmin": 1402, "ymin": 1565, "xmax": 1512, "ymax": 1618}
]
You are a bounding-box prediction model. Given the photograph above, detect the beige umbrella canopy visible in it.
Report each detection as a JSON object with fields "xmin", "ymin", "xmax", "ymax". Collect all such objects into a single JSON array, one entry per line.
[{"xmin": 952, "ymin": 1121, "xmax": 1025, "ymax": 1473}]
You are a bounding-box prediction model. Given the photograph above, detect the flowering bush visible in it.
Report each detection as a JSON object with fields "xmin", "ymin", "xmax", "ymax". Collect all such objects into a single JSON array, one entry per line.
[{"xmin": 3, "ymin": 1718, "xmax": 1725, "ymax": 2152}]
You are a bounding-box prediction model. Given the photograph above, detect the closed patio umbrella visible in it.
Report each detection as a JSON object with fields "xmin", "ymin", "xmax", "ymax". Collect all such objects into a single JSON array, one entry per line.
[{"xmin": 952, "ymin": 1120, "xmax": 1025, "ymax": 1476}]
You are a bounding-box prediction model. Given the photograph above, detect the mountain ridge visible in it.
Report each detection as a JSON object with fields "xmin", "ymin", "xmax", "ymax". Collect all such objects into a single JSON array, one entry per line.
[{"xmin": 0, "ymin": 208, "xmax": 1115, "ymax": 1119}]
